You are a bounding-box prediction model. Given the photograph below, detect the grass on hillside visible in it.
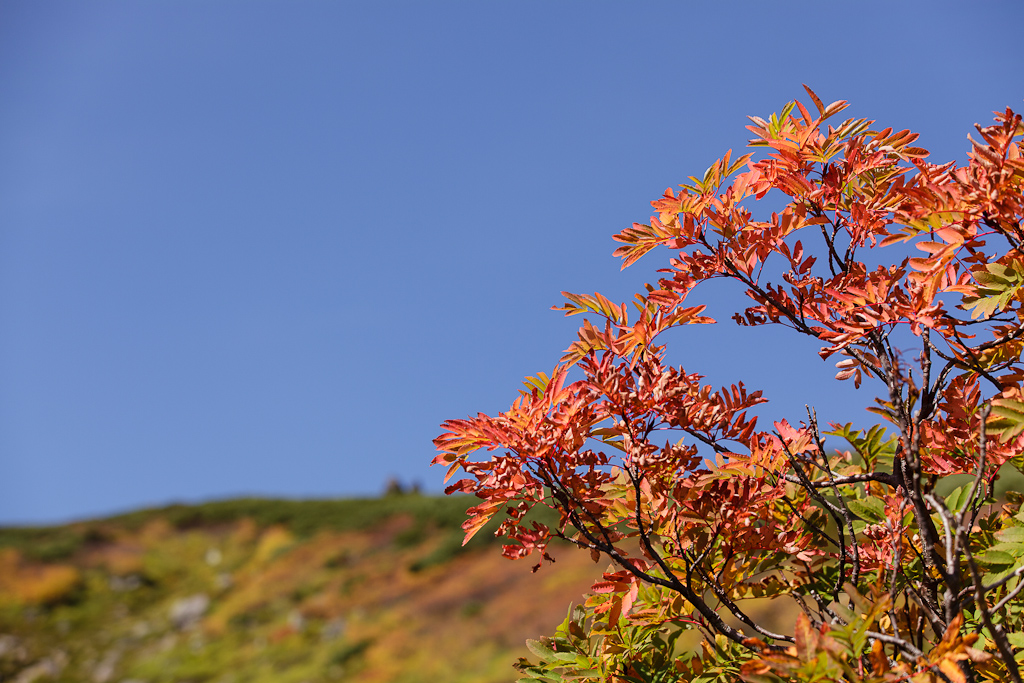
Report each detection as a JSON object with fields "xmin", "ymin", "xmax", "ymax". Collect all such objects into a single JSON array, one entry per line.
[
  {"xmin": 0, "ymin": 493, "xmax": 562, "ymax": 563},
  {"xmin": 0, "ymin": 493, "xmax": 588, "ymax": 683}
]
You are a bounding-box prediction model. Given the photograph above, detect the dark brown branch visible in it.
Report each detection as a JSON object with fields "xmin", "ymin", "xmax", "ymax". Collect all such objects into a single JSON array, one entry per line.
[
  {"xmin": 781, "ymin": 472, "xmax": 898, "ymax": 488},
  {"xmin": 926, "ymin": 494, "xmax": 965, "ymax": 628},
  {"xmin": 957, "ymin": 404, "xmax": 992, "ymax": 562},
  {"xmin": 780, "ymin": 437, "xmax": 854, "ymax": 603},
  {"xmin": 623, "ymin": 466, "xmax": 687, "ymax": 590},
  {"xmin": 964, "ymin": 543, "xmax": 1023, "ymax": 683},
  {"xmin": 807, "ymin": 406, "xmax": 861, "ymax": 589},
  {"xmin": 542, "ymin": 463, "xmax": 764, "ymax": 651},
  {"xmin": 771, "ymin": 477, "xmax": 842, "ymax": 548},
  {"xmin": 623, "ymin": 465, "xmax": 794, "ymax": 644},
  {"xmin": 990, "ymin": 567, "xmax": 1024, "ymax": 614},
  {"xmin": 864, "ymin": 630, "xmax": 924, "ymax": 660}
]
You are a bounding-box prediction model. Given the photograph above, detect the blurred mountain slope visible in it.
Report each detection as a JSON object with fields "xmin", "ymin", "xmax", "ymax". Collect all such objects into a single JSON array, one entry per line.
[{"xmin": 0, "ymin": 495, "xmax": 600, "ymax": 683}]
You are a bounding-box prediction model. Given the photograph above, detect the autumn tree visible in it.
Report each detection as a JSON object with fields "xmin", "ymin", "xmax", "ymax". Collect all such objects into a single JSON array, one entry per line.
[{"xmin": 434, "ymin": 88, "xmax": 1024, "ymax": 683}]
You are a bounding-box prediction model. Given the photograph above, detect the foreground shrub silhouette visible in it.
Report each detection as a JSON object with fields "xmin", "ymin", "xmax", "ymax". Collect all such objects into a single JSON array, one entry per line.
[{"xmin": 435, "ymin": 88, "xmax": 1024, "ymax": 682}]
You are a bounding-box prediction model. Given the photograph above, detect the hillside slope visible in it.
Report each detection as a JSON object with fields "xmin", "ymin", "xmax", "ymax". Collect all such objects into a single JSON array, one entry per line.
[{"xmin": 0, "ymin": 496, "xmax": 601, "ymax": 683}]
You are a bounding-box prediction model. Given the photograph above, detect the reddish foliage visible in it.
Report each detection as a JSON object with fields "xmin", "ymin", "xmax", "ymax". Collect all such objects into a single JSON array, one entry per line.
[{"xmin": 436, "ymin": 89, "xmax": 1024, "ymax": 681}]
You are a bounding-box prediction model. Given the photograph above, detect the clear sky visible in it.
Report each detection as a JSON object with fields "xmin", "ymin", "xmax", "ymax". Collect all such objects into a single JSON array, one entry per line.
[{"xmin": 2, "ymin": 1, "xmax": 1022, "ymax": 524}]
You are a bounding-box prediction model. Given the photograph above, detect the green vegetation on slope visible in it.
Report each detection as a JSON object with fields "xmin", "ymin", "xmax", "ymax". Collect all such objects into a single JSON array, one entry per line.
[
  {"xmin": 0, "ymin": 495, "xmax": 592, "ymax": 683},
  {"xmin": 0, "ymin": 495, "xmax": 500, "ymax": 561}
]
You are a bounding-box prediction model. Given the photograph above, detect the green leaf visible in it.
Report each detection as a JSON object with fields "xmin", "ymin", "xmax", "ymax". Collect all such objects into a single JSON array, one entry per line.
[
  {"xmin": 975, "ymin": 550, "xmax": 1016, "ymax": 569},
  {"xmin": 526, "ymin": 639, "xmax": 558, "ymax": 661},
  {"xmin": 1009, "ymin": 455, "xmax": 1024, "ymax": 476},
  {"xmin": 779, "ymin": 101, "xmax": 797, "ymax": 126},
  {"xmin": 989, "ymin": 541, "xmax": 1024, "ymax": 558},
  {"xmin": 846, "ymin": 497, "xmax": 886, "ymax": 525},
  {"xmin": 523, "ymin": 372, "xmax": 551, "ymax": 394},
  {"xmin": 983, "ymin": 565, "xmax": 1020, "ymax": 587},
  {"xmin": 989, "ymin": 398, "xmax": 1024, "ymax": 443},
  {"xmin": 996, "ymin": 527, "xmax": 1024, "ymax": 544},
  {"xmin": 825, "ymin": 423, "xmax": 896, "ymax": 470},
  {"xmin": 962, "ymin": 260, "xmax": 1024, "ymax": 319},
  {"xmin": 945, "ymin": 485, "xmax": 971, "ymax": 514}
]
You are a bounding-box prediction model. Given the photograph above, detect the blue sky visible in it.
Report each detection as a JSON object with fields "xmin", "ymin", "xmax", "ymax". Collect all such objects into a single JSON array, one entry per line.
[{"xmin": 2, "ymin": 1, "xmax": 1022, "ymax": 524}]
